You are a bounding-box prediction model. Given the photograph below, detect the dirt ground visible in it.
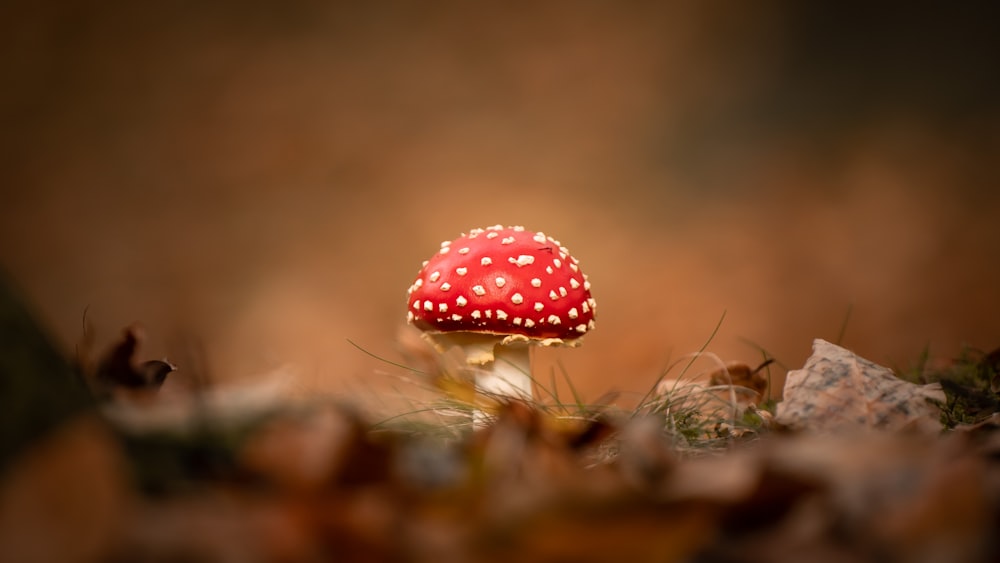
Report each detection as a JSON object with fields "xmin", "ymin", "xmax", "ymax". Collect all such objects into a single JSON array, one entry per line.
[{"xmin": 2, "ymin": 2, "xmax": 999, "ymax": 408}]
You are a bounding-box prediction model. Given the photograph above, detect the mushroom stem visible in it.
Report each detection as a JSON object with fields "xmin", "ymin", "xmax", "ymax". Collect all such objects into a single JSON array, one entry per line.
[
  {"xmin": 474, "ymin": 343, "xmax": 532, "ymax": 428},
  {"xmin": 420, "ymin": 332, "xmax": 535, "ymax": 428}
]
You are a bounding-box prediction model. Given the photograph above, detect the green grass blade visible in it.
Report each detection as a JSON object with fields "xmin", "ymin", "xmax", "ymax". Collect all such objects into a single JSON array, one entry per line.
[{"xmin": 346, "ymin": 339, "xmax": 427, "ymax": 375}]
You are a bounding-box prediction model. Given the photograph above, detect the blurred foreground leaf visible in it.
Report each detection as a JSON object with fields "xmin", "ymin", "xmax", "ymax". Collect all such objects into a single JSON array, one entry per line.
[
  {"xmin": 0, "ymin": 273, "xmax": 129, "ymax": 562},
  {"xmin": 0, "ymin": 417, "xmax": 128, "ymax": 563}
]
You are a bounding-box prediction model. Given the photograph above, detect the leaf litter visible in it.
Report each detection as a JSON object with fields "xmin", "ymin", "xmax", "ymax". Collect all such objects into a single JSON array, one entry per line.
[{"xmin": 2, "ymin": 278, "xmax": 1000, "ymax": 561}]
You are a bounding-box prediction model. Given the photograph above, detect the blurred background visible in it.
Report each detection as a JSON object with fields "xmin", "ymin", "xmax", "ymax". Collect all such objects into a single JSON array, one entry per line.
[{"xmin": 2, "ymin": 1, "xmax": 999, "ymax": 407}]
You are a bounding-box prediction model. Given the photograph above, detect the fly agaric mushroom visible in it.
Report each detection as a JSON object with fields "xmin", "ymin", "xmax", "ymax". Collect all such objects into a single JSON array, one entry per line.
[{"xmin": 406, "ymin": 225, "xmax": 596, "ymax": 424}]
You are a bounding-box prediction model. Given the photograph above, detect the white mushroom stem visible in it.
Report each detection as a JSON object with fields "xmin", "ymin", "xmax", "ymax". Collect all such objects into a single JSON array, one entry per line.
[
  {"xmin": 474, "ymin": 342, "xmax": 532, "ymax": 427},
  {"xmin": 420, "ymin": 332, "xmax": 534, "ymax": 428}
]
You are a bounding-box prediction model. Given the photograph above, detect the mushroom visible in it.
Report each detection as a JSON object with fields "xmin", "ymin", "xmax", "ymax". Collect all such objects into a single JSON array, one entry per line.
[{"xmin": 406, "ymin": 225, "xmax": 596, "ymax": 425}]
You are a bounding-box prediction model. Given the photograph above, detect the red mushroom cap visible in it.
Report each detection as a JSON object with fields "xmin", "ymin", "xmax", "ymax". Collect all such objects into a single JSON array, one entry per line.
[{"xmin": 406, "ymin": 225, "xmax": 596, "ymax": 341}]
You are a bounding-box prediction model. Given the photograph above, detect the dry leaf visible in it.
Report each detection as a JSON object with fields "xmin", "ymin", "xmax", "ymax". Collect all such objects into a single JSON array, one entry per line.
[
  {"xmin": 776, "ymin": 339, "xmax": 944, "ymax": 432},
  {"xmin": 0, "ymin": 416, "xmax": 129, "ymax": 563},
  {"xmin": 119, "ymin": 491, "xmax": 320, "ymax": 563},
  {"xmin": 238, "ymin": 405, "xmax": 355, "ymax": 492},
  {"xmin": 93, "ymin": 324, "xmax": 175, "ymax": 397},
  {"xmin": 707, "ymin": 360, "xmax": 771, "ymax": 399}
]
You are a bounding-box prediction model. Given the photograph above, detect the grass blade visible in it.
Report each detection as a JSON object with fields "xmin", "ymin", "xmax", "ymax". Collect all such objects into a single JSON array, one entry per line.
[{"xmin": 347, "ymin": 339, "xmax": 427, "ymax": 375}]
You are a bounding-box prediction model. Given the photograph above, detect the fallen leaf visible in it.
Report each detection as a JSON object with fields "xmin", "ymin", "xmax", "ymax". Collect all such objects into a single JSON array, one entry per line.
[
  {"xmin": 707, "ymin": 359, "xmax": 772, "ymax": 399},
  {"xmin": 775, "ymin": 339, "xmax": 944, "ymax": 432},
  {"xmin": 237, "ymin": 405, "xmax": 355, "ymax": 492},
  {"xmin": 93, "ymin": 324, "xmax": 175, "ymax": 397},
  {"xmin": 0, "ymin": 416, "xmax": 129, "ymax": 563}
]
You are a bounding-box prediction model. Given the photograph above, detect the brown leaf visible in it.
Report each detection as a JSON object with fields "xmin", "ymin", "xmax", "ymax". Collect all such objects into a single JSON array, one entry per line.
[
  {"xmin": 775, "ymin": 339, "xmax": 944, "ymax": 432},
  {"xmin": 485, "ymin": 498, "xmax": 718, "ymax": 563},
  {"xmin": 707, "ymin": 359, "xmax": 772, "ymax": 399},
  {"xmin": 119, "ymin": 491, "xmax": 321, "ymax": 563},
  {"xmin": 237, "ymin": 405, "xmax": 356, "ymax": 492},
  {"xmin": 0, "ymin": 416, "xmax": 129, "ymax": 563},
  {"xmin": 94, "ymin": 324, "xmax": 175, "ymax": 396},
  {"xmin": 873, "ymin": 451, "xmax": 994, "ymax": 563}
]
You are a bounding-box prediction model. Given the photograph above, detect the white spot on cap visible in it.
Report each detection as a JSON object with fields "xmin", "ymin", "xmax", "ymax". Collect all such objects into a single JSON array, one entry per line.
[
  {"xmin": 508, "ymin": 255, "xmax": 535, "ymax": 267},
  {"xmin": 456, "ymin": 267, "xmax": 468, "ymax": 276},
  {"xmin": 441, "ymin": 240, "xmax": 451, "ymax": 248},
  {"xmin": 469, "ymin": 228, "xmax": 484, "ymax": 236},
  {"xmin": 439, "ymin": 247, "xmax": 450, "ymax": 254},
  {"xmin": 429, "ymin": 271, "xmax": 441, "ymax": 282},
  {"xmin": 524, "ymin": 319, "xmax": 536, "ymax": 328},
  {"xmin": 485, "ymin": 310, "xmax": 492, "ymax": 318},
  {"xmin": 458, "ymin": 247, "xmax": 470, "ymax": 255},
  {"xmin": 588, "ymin": 319, "xmax": 596, "ymax": 329},
  {"xmin": 471, "ymin": 310, "xmax": 482, "ymax": 319},
  {"xmin": 456, "ymin": 296, "xmax": 468, "ymax": 306},
  {"xmin": 546, "ymin": 266, "xmax": 553, "ymax": 274},
  {"xmin": 547, "ymin": 315, "xmax": 561, "ymax": 325},
  {"xmin": 575, "ymin": 324, "xmax": 587, "ymax": 333},
  {"xmin": 501, "ymin": 236, "xmax": 515, "ymax": 245},
  {"xmin": 421, "ymin": 260, "xmax": 429, "ymax": 267},
  {"xmin": 424, "ymin": 301, "xmax": 434, "ymax": 311},
  {"xmin": 512, "ymin": 226, "xmax": 525, "ymax": 231},
  {"xmin": 569, "ymin": 278, "xmax": 580, "ymax": 289},
  {"xmin": 486, "ymin": 232, "xmax": 499, "ymax": 239},
  {"xmin": 413, "ymin": 279, "xmax": 423, "ymax": 289},
  {"xmin": 558, "ymin": 252, "xmax": 566, "ymax": 260},
  {"xmin": 407, "ymin": 311, "xmax": 414, "ymax": 322},
  {"xmin": 531, "ymin": 278, "xmax": 542, "ymax": 288},
  {"xmin": 472, "ymin": 285, "xmax": 486, "ymax": 296},
  {"xmin": 495, "ymin": 277, "xmax": 506, "ymax": 288},
  {"xmin": 570, "ymin": 263, "xmax": 579, "ymax": 272},
  {"xmin": 440, "ymin": 282, "xmax": 451, "ymax": 291},
  {"xmin": 581, "ymin": 301, "xmax": 589, "ymax": 313},
  {"xmin": 495, "ymin": 310, "xmax": 508, "ymax": 320},
  {"xmin": 549, "ymin": 290, "xmax": 559, "ymax": 300},
  {"xmin": 438, "ymin": 303, "xmax": 448, "ymax": 313},
  {"xmin": 481, "ymin": 257, "xmax": 492, "ymax": 266},
  {"xmin": 487, "ymin": 224, "xmax": 502, "ymax": 230},
  {"xmin": 511, "ymin": 293, "xmax": 524, "ymax": 304},
  {"xmin": 412, "ymin": 300, "xmax": 420, "ymax": 310},
  {"xmin": 568, "ymin": 307, "xmax": 579, "ymax": 319},
  {"xmin": 451, "ymin": 314, "xmax": 462, "ymax": 321},
  {"xmin": 559, "ymin": 286, "xmax": 567, "ymax": 297},
  {"xmin": 513, "ymin": 317, "xmax": 522, "ymax": 325},
  {"xmin": 533, "ymin": 233, "xmax": 546, "ymax": 243},
  {"xmin": 534, "ymin": 302, "xmax": 544, "ymax": 312},
  {"xmin": 584, "ymin": 280, "xmax": 591, "ymax": 290},
  {"xmin": 553, "ymin": 258, "xmax": 562, "ymax": 268}
]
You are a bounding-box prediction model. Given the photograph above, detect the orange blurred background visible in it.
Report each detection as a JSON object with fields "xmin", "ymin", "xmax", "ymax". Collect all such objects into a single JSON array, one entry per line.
[{"xmin": 2, "ymin": 2, "xmax": 999, "ymax": 408}]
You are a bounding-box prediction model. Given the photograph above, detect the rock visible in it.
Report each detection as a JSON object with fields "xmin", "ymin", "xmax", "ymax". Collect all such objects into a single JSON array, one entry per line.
[{"xmin": 775, "ymin": 339, "xmax": 944, "ymax": 433}]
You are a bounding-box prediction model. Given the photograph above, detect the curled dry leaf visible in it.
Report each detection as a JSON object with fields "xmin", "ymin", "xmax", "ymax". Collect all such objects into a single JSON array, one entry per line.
[
  {"xmin": 92, "ymin": 324, "xmax": 175, "ymax": 398},
  {"xmin": 706, "ymin": 359, "xmax": 771, "ymax": 399},
  {"xmin": 654, "ymin": 359, "xmax": 771, "ymax": 436},
  {"xmin": 776, "ymin": 339, "xmax": 945, "ymax": 433}
]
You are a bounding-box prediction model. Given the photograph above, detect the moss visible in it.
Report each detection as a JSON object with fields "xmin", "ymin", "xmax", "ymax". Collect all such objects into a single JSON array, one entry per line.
[{"xmin": 904, "ymin": 346, "xmax": 1000, "ymax": 428}]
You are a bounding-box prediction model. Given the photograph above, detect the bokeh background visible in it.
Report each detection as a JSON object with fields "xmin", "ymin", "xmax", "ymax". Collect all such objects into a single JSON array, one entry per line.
[{"xmin": 2, "ymin": 1, "xmax": 999, "ymax": 407}]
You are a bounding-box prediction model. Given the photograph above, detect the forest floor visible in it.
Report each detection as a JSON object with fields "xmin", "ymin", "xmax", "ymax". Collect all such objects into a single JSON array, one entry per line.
[{"xmin": 1, "ymin": 277, "xmax": 998, "ymax": 563}]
